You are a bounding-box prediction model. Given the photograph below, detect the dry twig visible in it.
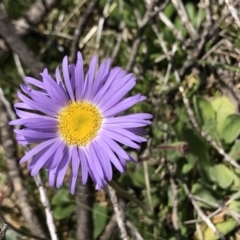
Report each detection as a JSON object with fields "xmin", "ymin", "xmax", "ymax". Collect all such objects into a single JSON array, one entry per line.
[
  {"xmin": 0, "ymin": 2, "xmax": 45, "ymax": 78},
  {"xmin": 33, "ymin": 173, "xmax": 58, "ymax": 240},
  {"xmin": 0, "ymin": 89, "xmax": 46, "ymax": 238},
  {"xmin": 126, "ymin": 0, "xmax": 170, "ymax": 72},
  {"xmin": 70, "ymin": 0, "xmax": 98, "ymax": 62},
  {"xmin": 0, "ymin": 224, "xmax": 7, "ymax": 240},
  {"xmin": 224, "ymin": 0, "xmax": 240, "ymax": 29},
  {"xmin": 108, "ymin": 185, "xmax": 129, "ymax": 240},
  {"xmin": 99, "ymin": 213, "xmax": 118, "ymax": 240},
  {"xmin": 75, "ymin": 172, "xmax": 94, "ymax": 240},
  {"xmin": 183, "ymin": 184, "xmax": 225, "ymax": 240}
]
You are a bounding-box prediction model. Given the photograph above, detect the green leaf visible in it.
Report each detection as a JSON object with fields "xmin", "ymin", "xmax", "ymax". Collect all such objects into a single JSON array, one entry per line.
[
  {"xmin": 53, "ymin": 204, "xmax": 75, "ymax": 220},
  {"xmin": 210, "ymin": 96, "xmax": 236, "ymax": 134},
  {"xmin": 52, "ymin": 189, "xmax": 71, "ymax": 205},
  {"xmin": 193, "ymin": 96, "xmax": 217, "ymax": 135},
  {"xmin": 183, "ymin": 128, "xmax": 209, "ymax": 162},
  {"xmin": 129, "ymin": 168, "xmax": 145, "ymax": 188},
  {"xmin": 182, "ymin": 162, "xmax": 194, "ymax": 175},
  {"xmin": 220, "ymin": 113, "xmax": 240, "ymax": 144},
  {"xmin": 191, "ymin": 183, "xmax": 218, "ymax": 209},
  {"xmin": 229, "ymin": 200, "xmax": 240, "ymax": 213},
  {"xmin": 185, "ymin": 3, "xmax": 196, "ymax": 26},
  {"xmin": 199, "ymin": 218, "xmax": 237, "ymax": 240},
  {"xmin": 93, "ymin": 203, "xmax": 108, "ymax": 238},
  {"xmin": 6, "ymin": 229, "xmax": 19, "ymax": 240},
  {"xmin": 229, "ymin": 140, "xmax": 240, "ymax": 160},
  {"xmin": 209, "ymin": 164, "xmax": 234, "ymax": 189}
]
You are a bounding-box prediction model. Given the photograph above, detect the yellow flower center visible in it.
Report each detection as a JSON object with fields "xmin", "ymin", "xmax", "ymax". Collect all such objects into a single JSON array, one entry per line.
[{"xmin": 58, "ymin": 101, "xmax": 102, "ymax": 146}]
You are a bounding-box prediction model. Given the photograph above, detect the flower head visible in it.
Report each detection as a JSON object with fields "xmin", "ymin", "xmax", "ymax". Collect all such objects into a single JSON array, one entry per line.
[{"xmin": 10, "ymin": 52, "xmax": 152, "ymax": 193}]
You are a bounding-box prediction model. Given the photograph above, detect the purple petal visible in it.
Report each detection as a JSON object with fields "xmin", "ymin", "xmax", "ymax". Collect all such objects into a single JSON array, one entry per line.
[
  {"xmin": 48, "ymin": 168, "xmax": 56, "ymax": 187},
  {"xmin": 69, "ymin": 173, "xmax": 77, "ymax": 194},
  {"xmin": 104, "ymin": 127, "xmax": 147, "ymax": 143},
  {"xmin": 100, "ymin": 137, "xmax": 125, "ymax": 172},
  {"xmin": 103, "ymin": 94, "xmax": 146, "ymax": 117},
  {"xmin": 105, "ymin": 120, "xmax": 151, "ymax": 128},
  {"xmin": 82, "ymin": 147, "xmax": 102, "ymax": 187},
  {"xmin": 92, "ymin": 67, "xmax": 125, "ymax": 104},
  {"xmin": 16, "ymin": 135, "xmax": 36, "ymax": 145},
  {"xmin": 17, "ymin": 91, "xmax": 57, "ymax": 117},
  {"xmin": 71, "ymin": 146, "xmax": 80, "ymax": 177},
  {"xmin": 19, "ymin": 138, "xmax": 58, "ymax": 163},
  {"xmin": 90, "ymin": 58, "xmax": 111, "ymax": 99},
  {"xmin": 83, "ymin": 55, "xmax": 98, "ymax": 100},
  {"xmin": 93, "ymin": 141, "xmax": 113, "ymax": 181},
  {"xmin": 14, "ymin": 129, "xmax": 58, "ymax": 139},
  {"xmin": 24, "ymin": 77, "xmax": 44, "ymax": 89},
  {"xmin": 10, "ymin": 117, "xmax": 57, "ymax": 128},
  {"xmin": 14, "ymin": 102, "xmax": 34, "ymax": 111},
  {"xmin": 99, "ymin": 74, "xmax": 135, "ymax": 111},
  {"xmin": 127, "ymin": 127, "xmax": 148, "ymax": 135},
  {"xmin": 56, "ymin": 147, "xmax": 72, "ymax": 188},
  {"xmin": 62, "ymin": 56, "xmax": 74, "ymax": 100},
  {"xmin": 100, "ymin": 135, "xmax": 129, "ymax": 160},
  {"xmin": 28, "ymin": 145, "xmax": 51, "ymax": 170},
  {"xmin": 30, "ymin": 140, "xmax": 62, "ymax": 176},
  {"xmin": 106, "ymin": 113, "xmax": 152, "ymax": 122},
  {"xmin": 46, "ymin": 141, "xmax": 65, "ymax": 170},
  {"xmin": 20, "ymin": 85, "xmax": 59, "ymax": 112},
  {"xmin": 103, "ymin": 128, "xmax": 140, "ymax": 149},
  {"xmin": 88, "ymin": 142, "xmax": 104, "ymax": 179},
  {"xmin": 75, "ymin": 52, "xmax": 85, "ymax": 100},
  {"xmin": 41, "ymin": 70, "xmax": 69, "ymax": 107},
  {"xmin": 69, "ymin": 64, "xmax": 75, "ymax": 96},
  {"xmin": 78, "ymin": 148, "xmax": 89, "ymax": 184}
]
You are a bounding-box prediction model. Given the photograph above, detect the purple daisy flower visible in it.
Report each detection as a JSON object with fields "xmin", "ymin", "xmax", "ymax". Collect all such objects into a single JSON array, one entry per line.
[{"xmin": 10, "ymin": 52, "xmax": 152, "ymax": 194}]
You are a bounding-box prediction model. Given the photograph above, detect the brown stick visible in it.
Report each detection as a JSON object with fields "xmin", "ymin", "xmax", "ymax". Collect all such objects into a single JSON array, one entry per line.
[
  {"xmin": 0, "ymin": 0, "xmax": 60, "ymax": 56},
  {"xmin": 75, "ymin": 171, "xmax": 94, "ymax": 240},
  {"xmin": 0, "ymin": 2, "xmax": 45, "ymax": 78},
  {"xmin": 0, "ymin": 92, "xmax": 47, "ymax": 237},
  {"xmin": 70, "ymin": 0, "xmax": 98, "ymax": 62}
]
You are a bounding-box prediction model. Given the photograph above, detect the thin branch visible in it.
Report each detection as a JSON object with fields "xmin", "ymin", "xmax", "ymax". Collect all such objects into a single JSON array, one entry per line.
[
  {"xmin": 95, "ymin": 0, "xmax": 112, "ymax": 51},
  {"xmin": 143, "ymin": 161, "xmax": 153, "ymax": 212},
  {"xmin": 13, "ymin": 52, "xmax": 25, "ymax": 79},
  {"xmin": 183, "ymin": 184, "xmax": 225, "ymax": 240},
  {"xmin": 0, "ymin": 88, "xmax": 47, "ymax": 238},
  {"xmin": 0, "ymin": 89, "xmax": 16, "ymax": 121},
  {"xmin": 126, "ymin": 221, "xmax": 144, "ymax": 240},
  {"xmin": 171, "ymin": 0, "xmax": 196, "ymax": 39},
  {"xmin": 33, "ymin": 173, "xmax": 58, "ymax": 240},
  {"xmin": 167, "ymin": 163, "xmax": 180, "ymax": 240},
  {"xmin": 70, "ymin": 0, "xmax": 98, "ymax": 62},
  {"xmin": 126, "ymin": 0, "xmax": 170, "ymax": 72},
  {"xmin": 0, "ymin": 3, "xmax": 45, "ymax": 78},
  {"xmin": 99, "ymin": 213, "xmax": 118, "ymax": 240},
  {"xmin": 107, "ymin": 185, "xmax": 129, "ymax": 240},
  {"xmin": 111, "ymin": 0, "xmax": 125, "ymax": 62},
  {"xmin": 0, "ymin": 224, "xmax": 7, "ymax": 240},
  {"xmin": 75, "ymin": 171, "xmax": 94, "ymax": 240},
  {"xmin": 224, "ymin": 0, "xmax": 240, "ymax": 29}
]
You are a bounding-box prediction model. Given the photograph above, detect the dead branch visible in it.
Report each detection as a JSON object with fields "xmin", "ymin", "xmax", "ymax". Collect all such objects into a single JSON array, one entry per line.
[
  {"xmin": 0, "ymin": 2, "xmax": 45, "ymax": 78},
  {"xmin": 75, "ymin": 171, "xmax": 94, "ymax": 240},
  {"xmin": 0, "ymin": 89, "xmax": 47, "ymax": 238}
]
